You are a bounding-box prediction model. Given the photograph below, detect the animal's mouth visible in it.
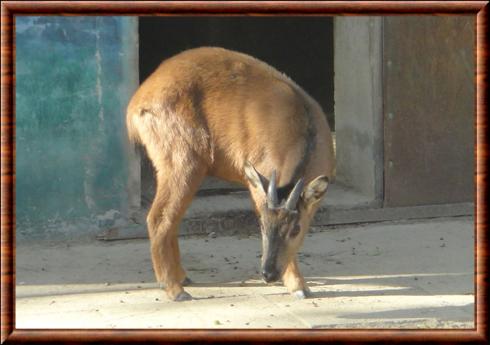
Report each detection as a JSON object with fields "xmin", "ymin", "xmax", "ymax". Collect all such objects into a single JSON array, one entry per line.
[
  {"xmin": 261, "ymin": 268, "xmax": 281, "ymax": 283},
  {"xmin": 263, "ymin": 276, "xmax": 280, "ymax": 284}
]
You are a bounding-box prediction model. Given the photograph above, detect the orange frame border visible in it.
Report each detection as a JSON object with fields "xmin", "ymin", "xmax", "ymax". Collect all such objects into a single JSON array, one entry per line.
[{"xmin": 1, "ymin": 1, "xmax": 487, "ymax": 343}]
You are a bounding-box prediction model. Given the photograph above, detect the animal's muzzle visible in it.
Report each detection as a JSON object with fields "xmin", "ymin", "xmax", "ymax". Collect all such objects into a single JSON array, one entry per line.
[{"xmin": 262, "ymin": 268, "xmax": 280, "ymax": 283}]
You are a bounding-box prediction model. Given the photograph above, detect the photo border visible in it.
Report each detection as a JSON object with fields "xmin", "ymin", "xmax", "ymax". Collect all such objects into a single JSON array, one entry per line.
[{"xmin": 1, "ymin": 1, "xmax": 487, "ymax": 343}]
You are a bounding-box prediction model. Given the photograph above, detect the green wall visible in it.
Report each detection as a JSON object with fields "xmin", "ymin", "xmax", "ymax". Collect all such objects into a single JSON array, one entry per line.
[{"xmin": 15, "ymin": 17, "xmax": 138, "ymax": 241}]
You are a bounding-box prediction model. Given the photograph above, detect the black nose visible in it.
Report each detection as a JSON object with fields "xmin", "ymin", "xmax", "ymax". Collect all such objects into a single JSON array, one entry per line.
[{"xmin": 262, "ymin": 269, "xmax": 279, "ymax": 283}]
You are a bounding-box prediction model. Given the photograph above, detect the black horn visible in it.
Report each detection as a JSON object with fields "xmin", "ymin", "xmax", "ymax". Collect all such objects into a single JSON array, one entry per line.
[
  {"xmin": 267, "ymin": 170, "xmax": 279, "ymax": 208},
  {"xmin": 285, "ymin": 178, "xmax": 304, "ymax": 211}
]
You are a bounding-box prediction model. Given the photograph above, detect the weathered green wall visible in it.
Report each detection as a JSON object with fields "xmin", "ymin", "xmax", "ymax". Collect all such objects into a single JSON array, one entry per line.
[{"xmin": 15, "ymin": 17, "xmax": 138, "ymax": 240}]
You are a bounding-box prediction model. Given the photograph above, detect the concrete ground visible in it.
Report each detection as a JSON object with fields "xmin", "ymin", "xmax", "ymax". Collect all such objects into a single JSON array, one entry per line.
[{"xmin": 16, "ymin": 217, "xmax": 474, "ymax": 329}]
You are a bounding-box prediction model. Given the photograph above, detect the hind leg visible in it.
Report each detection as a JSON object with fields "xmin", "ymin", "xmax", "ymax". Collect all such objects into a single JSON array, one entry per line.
[
  {"xmin": 146, "ymin": 155, "xmax": 207, "ymax": 301},
  {"xmin": 173, "ymin": 235, "xmax": 194, "ymax": 286}
]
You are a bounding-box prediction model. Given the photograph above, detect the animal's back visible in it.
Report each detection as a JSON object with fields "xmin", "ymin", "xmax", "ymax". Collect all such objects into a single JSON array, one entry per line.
[{"xmin": 127, "ymin": 47, "xmax": 334, "ymax": 185}]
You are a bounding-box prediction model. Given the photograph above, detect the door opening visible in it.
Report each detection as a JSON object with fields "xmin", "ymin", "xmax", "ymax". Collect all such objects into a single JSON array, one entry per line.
[{"xmin": 138, "ymin": 16, "xmax": 334, "ymax": 208}]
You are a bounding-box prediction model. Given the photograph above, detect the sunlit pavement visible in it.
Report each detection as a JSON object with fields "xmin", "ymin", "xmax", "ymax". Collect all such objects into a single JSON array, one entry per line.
[{"xmin": 16, "ymin": 217, "xmax": 474, "ymax": 329}]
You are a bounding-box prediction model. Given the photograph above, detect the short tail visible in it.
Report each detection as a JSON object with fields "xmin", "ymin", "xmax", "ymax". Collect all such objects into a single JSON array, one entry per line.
[{"xmin": 126, "ymin": 110, "xmax": 141, "ymax": 144}]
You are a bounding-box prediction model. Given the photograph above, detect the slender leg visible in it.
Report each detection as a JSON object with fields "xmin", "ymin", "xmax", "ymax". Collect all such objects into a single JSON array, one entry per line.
[
  {"xmin": 282, "ymin": 257, "xmax": 311, "ymax": 299},
  {"xmin": 146, "ymin": 156, "xmax": 206, "ymax": 301}
]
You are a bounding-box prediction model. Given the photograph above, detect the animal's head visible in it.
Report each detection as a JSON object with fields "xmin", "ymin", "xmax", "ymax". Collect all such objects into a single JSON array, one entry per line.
[{"xmin": 244, "ymin": 162, "xmax": 329, "ymax": 283}]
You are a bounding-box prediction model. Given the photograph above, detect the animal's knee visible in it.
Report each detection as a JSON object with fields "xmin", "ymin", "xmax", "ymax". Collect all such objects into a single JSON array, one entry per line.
[
  {"xmin": 146, "ymin": 212, "xmax": 162, "ymax": 236},
  {"xmin": 149, "ymin": 231, "xmax": 175, "ymax": 257},
  {"xmin": 146, "ymin": 204, "xmax": 171, "ymax": 235}
]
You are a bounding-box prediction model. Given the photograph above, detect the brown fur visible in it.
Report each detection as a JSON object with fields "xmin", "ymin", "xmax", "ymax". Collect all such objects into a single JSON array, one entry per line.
[{"xmin": 127, "ymin": 47, "xmax": 335, "ymax": 300}]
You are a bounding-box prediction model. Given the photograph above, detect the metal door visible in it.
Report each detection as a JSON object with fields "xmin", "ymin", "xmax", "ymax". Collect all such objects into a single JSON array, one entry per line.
[{"xmin": 383, "ymin": 16, "xmax": 475, "ymax": 207}]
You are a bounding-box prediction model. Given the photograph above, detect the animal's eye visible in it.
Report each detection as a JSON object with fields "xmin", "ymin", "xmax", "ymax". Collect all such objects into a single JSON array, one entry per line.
[{"xmin": 289, "ymin": 224, "xmax": 301, "ymax": 238}]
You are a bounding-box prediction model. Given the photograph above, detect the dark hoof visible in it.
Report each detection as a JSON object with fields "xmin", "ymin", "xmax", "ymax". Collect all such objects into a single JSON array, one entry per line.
[
  {"xmin": 174, "ymin": 291, "xmax": 192, "ymax": 302},
  {"xmin": 182, "ymin": 277, "xmax": 193, "ymax": 286}
]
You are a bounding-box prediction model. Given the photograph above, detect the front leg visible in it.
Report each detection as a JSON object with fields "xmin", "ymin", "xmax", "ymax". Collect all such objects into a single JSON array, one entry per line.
[{"xmin": 282, "ymin": 257, "xmax": 312, "ymax": 299}]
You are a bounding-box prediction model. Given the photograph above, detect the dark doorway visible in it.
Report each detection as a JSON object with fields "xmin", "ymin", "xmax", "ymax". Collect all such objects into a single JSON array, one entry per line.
[
  {"xmin": 139, "ymin": 17, "xmax": 334, "ymax": 124},
  {"xmin": 138, "ymin": 17, "xmax": 334, "ymax": 206}
]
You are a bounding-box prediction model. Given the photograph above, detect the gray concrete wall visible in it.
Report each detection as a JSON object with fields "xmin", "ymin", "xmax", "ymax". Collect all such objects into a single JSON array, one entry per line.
[{"xmin": 334, "ymin": 17, "xmax": 384, "ymax": 201}]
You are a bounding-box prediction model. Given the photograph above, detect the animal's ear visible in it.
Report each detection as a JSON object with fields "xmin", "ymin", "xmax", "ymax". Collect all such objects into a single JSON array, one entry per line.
[
  {"xmin": 301, "ymin": 176, "xmax": 329, "ymax": 208},
  {"xmin": 244, "ymin": 161, "xmax": 266, "ymax": 196}
]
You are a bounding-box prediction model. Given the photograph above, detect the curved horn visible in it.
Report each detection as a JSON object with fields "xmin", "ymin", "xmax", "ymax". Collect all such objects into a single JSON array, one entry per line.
[
  {"xmin": 285, "ymin": 178, "xmax": 304, "ymax": 211},
  {"xmin": 267, "ymin": 170, "xmax": 279, "ymax": 208}
]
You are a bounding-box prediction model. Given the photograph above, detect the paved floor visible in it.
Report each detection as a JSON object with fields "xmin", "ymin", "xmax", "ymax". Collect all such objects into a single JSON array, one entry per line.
[{"xmin": 16, "ymin": 217, "xmax": 474, "ymax": 329}]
